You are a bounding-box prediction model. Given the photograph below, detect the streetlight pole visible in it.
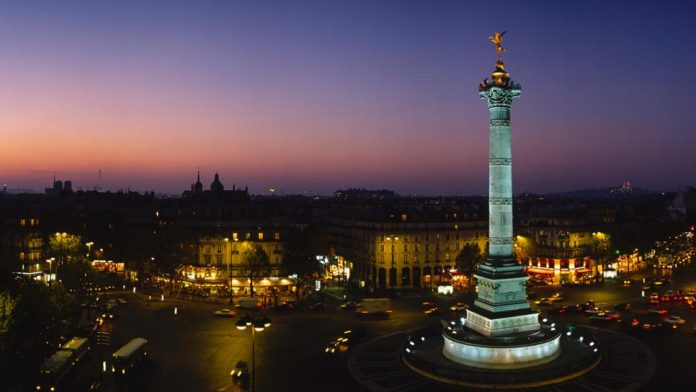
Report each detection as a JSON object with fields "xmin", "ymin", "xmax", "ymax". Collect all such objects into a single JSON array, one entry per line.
[
  {"xmin": 224, "ymin": 237, "xmax": 230, "ymax": 287},
  {"xmin": 86, "ymin": 242, "xmax": 94, "ymax": 259},
  {"xmin": 236, "ymin": 313, "xmax": 271, "ymax": 392}
]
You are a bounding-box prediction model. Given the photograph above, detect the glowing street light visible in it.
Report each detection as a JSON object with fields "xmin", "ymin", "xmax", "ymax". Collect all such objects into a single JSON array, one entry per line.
[{"xmin": 235, "ymin": 313, "xmax": 271, "ymax": 392}]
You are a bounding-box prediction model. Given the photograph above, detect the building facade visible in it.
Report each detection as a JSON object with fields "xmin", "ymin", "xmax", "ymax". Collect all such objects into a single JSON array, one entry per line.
[
  {"xmin": 326, "ymin": 200, "xmax": 488, "ymax": 290},
  {"xmin": 516, "ymin": 203, "xmax": 616, "ymax": 285}
]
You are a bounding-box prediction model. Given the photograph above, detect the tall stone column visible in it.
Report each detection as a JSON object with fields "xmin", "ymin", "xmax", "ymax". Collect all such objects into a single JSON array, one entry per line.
[
  {"xmin": 465, "ymin": 55, "xmax": 538, "ymax": 337},
  {"xmin": 482, "ymin": 86, "xmax": 519, "ymax": 260}
]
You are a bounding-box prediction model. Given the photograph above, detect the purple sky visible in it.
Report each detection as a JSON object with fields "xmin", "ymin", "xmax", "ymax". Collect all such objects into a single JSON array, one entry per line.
[{"xmin": 1, "ymin": 0, "xmax": 695, "ymax": 195}]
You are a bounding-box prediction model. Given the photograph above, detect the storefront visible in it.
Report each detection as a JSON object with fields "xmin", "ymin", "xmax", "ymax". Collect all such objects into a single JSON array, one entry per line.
[
  {"xmin": 154, "ymin": 265, "xmax": 299, "ymax": 303},
  {"xmin": 526, "ymin": 257, "xmax": 594, "ymax": 285}
]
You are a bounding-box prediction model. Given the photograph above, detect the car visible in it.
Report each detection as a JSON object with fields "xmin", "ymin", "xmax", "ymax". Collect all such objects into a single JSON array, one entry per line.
[
  {"xmin": 584, "ymin": 307, "xmax": 602, "ymax": 315},
  {"xmin": 100, "ymin": 311, "xmax": 116, "ymax": 320},
  {"xmin": 214, "ymin": 309, "xmax": 236, "ymax": 317},
  {"xmin": 276, "ymin": 301, "xmax": 296, "ymax": 311},
  {"xmin": 421, "ymin": 301, "xmax": 436, "ymax": 308},
  {"xmin": 534, "ymin": 298, "xmax": 552, "ymax": 306},
  {"xmin": 648, "ymin": 293, "xmax": 660, "ymax": 304},
  {"xmin": 640, "ymin": 321, "xmax": 661, "ymax": 330},
  {"xmin": 687, "ymin": 289, "xmax": 696, "ymax": 297},
  {"xmin": 551, "ymin": 292, "xmax": 565, "ymax": 301},
  {"xmin": 340, "ymin": 301, "xmax": 358, "ymax": 310},
  {"xmin": 663, "ymin": 315, "xmax": 686, "ymax": 325},
  {"xmin": 449, "ymin": 302, "xmax": 468, "ymax": 312},
  {"xmin": 598, "ymin": 311, "xmax": 621, "ymax": 320},
  {"xmin": 309, "ymin": 302, "xmax": 326, "ymax": 311},
  {"xmin": 641, "ymin": 284, "xmax": 653, "ymax": 291},
  {"xmin": 423, "ymin": 307, "xmax": 441, "ymax": 316},
  {"xmin": 325, "ymin": 341, "xmax": 340, "ymax": 354},
  {"xmin": 589, "ymin": 315, "xmax": 614, "ymax": 324},
  {"xmin": 647, "ymin": 308, "xmax": 668, "ymax": 317},
  {"xmin": 230, "ymin": 361, "xmax": 249, "ymax": 383},
  {"xmin": 332, "ymin": 327, "xmax": 366, "ymax": 352},
  {"xmin": 623, "ymin": 279, "xmax": 633, "ymax": 286},
  {"xmin": 614, "ymin": 303, "xmax": 631, "ymax": 311},
  {"xmin": 117, "ymin": 298, "xmax": 128, "ymax": 305},
  {"xmin": 549, "ymin": 306, "xmax": 568, "ymax": 316}
]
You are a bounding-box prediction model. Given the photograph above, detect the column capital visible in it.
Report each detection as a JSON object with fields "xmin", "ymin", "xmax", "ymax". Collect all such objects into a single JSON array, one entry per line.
[{"xmin": 480, "ymin": 86, "xmax": 521, "ymax": 108}]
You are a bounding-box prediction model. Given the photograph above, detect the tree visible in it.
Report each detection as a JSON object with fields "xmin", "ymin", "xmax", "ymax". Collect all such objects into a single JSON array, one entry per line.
[
  {"xmin": 240, "ymin": 244, "xmax": 271, "ymax": 297},
  {"xmin": 283, "ymin": 228, "xmax": 321, "ymax": 301},
  {"xmin": 589, "ymin": 233, "xmax": 612, "ymax": 282},
  {"xmin": 456, "ymin": 243, "xmax": 483, "ymax": 292},
  {"xmin": 0, "ymin": 280, "xmax": 65, "ymax": 391},
  {"xmin": 49, "ymin": 232, "xmax": 82, "ymax": 260}
]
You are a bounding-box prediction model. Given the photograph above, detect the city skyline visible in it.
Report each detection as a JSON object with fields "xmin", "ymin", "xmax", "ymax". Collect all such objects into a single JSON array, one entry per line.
[{"xmin": 2, "ymin": 1, "xmax": 695, "ymax": 195}]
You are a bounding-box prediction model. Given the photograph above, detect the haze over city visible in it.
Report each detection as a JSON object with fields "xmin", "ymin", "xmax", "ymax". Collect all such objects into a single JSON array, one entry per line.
[{"xmin": 2, "ymin": 0, "xmax": 695, "ymax": 195}]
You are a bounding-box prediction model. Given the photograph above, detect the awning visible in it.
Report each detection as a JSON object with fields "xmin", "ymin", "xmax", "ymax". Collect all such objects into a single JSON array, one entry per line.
[{"xmin": 527, "ymin": 268, "xmax": 555, "ymax": 275}]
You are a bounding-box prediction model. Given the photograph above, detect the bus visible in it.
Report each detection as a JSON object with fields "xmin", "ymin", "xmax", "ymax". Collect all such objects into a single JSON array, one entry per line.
[
  {"xmin": 35, "ymin": 336, "xmax": 90, "ymax": 391},
  {"xmin": 112, "ymin": 338, "xmax": 148, "ymax": 376},
  {"xmin": 62, "ymin": 337, "xmax": 90, "ymax": 364},
  {"xmin": 35, "ymin": 349, "xmax": 74, "ymax": 391}
]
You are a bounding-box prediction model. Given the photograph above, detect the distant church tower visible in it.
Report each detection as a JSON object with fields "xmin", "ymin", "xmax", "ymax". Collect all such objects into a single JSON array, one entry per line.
[
  {"xmin": 210, "ymin": 172, "xmax": 224, "ymax": 194},
  {"xmin": 194, "ymin": 170, "xmax": 203, "ymax": 194}
]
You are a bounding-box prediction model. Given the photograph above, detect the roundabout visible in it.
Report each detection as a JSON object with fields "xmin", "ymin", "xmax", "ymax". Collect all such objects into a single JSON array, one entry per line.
[{"xmin": 347, "ymin": 325, "xmax": 655, "ymax": 391}]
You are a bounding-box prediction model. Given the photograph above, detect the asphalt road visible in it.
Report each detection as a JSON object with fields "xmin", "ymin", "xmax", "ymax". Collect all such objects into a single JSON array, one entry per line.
[{"xmin": 64, "ymin": 265, "xmax": 696, "ymax": 392}]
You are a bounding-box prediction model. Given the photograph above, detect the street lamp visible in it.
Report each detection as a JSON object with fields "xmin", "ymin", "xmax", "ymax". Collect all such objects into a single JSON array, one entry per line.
[
  {"xmin": 386, "ymin": 236, "xmax": 399, "ymax": 288},
  {"xmin": 235, "ymin": 313, "xmax": 272, "ymax": 392},
  {"xmin": 86, "ymin": 242, "xmax": 94, "ymax": 259},
  {"xmin": 224, "ymin": 237, "xmax": 230, "ymax": 287}
]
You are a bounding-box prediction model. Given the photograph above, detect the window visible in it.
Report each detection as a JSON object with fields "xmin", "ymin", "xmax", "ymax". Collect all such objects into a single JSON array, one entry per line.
[
  {"xmin": 217, "ymin": 244, "xmax": 222, "ymax": 253},
  {"xmin": 274, "ymin": 232, "xmax": 280, "ymax": 240},
  {"xmin": 233, "ymin": 232, "xmax": 238, "ymax": 241},
  {"xmin": 20, "ymin": 218, "xmax": 26, "ymax": 226},
  {"xmin": 245, "ymin": 232, "xmax": 251, "ymax": 240},
  {"xmin": 215, "ymin": 255, "xmax": 222, "ymax": 265},
  {"xmin": 258, "ymin": 232, "xmax": 264, "ymax": 240},
  {"xmin": 204, "ymin": 254, "xmax": 211, "ymax": 264},
  {"xmin": 380, "ymin": 244, "xmax": 384, "ymax": 252}
]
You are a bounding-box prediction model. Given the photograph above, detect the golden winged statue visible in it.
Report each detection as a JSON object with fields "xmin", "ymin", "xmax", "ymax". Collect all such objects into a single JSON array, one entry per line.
[{"xmin": 489, "ymin": 31, "xmax": 507, "ymax": 62}]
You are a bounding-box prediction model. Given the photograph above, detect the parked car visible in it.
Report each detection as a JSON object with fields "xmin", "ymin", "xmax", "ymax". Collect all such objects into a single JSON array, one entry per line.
[{"xmin": 449, "ymin": 302, "xmax": 468, "ymax": 312}]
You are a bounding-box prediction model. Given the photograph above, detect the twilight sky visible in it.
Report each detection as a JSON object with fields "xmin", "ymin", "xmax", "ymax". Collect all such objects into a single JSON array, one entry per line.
[{"xmin": 1, "ymin": 0, "xmax": 695, "ymax": 196}]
